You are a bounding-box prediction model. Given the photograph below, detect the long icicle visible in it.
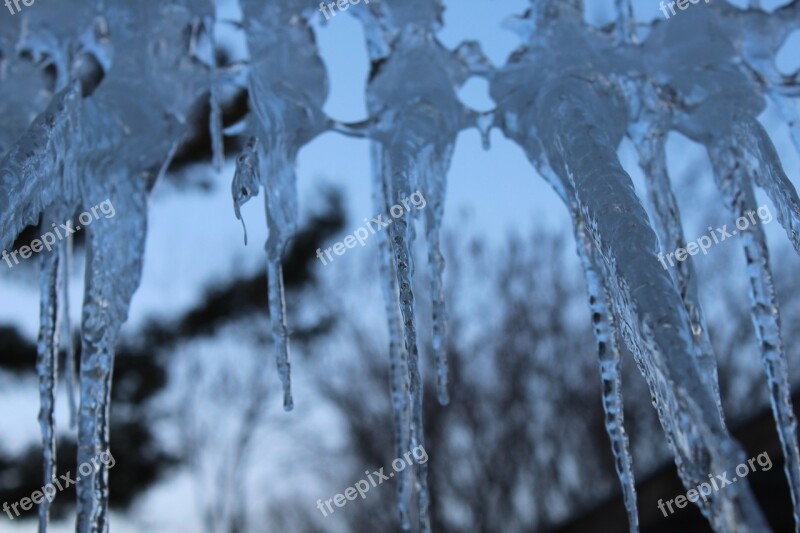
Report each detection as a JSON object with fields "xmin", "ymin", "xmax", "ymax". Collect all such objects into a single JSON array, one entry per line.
[
  {"xmin": 632, "ymin": 120, "xmax": 725, "ymax": 423},
  {"xmin": 60, "ymin": 232, "xmax": 78, "ymax": 428},
  {"xmin": 709, "ymin": 142, "xmax": 800, "ymax": 529},
  {"xmin": 262, "ymin": 145, "xmax": 297, "ymax": 412},
  {"xmin": 536, "ymin": 79, "xmax": 766, "ymax": 529},
  {"xmin": 265, "ymin": 243, "xmax": 293, "ymax": 411},
  {"xmin": 232, "ymin": 134, "xmax": 295, "ymax": 411},
  {"xmin": 572, "ymin": 205, "xmax": 639, "ymax": 532},
  {"xmin": 77, "ymin": 170, "xmax": 147, "ymax": 533},
  {"xmin": 422, "ymin": 152, "xmax": 451, "ymax": 406},
  {"xmin": 37, "ymin": 220, "xmax": 61, "ymax": 533},
  {"xmin": 372, "ymin": 141, "xmax": 412, "ymax": 529},
  {"xmin": 382, "ymin": 147, "xmax": 431, "ymax": 533}
]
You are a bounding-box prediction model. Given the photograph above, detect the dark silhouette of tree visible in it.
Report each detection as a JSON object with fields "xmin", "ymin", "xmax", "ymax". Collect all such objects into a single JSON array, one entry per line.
[
  {"xmin": 0, "ymin": 186, "xmax": 345, "ymax": 525},
  {"xmin": 290, "ymin": 224, "xmax": 800, "ymax": 532},
  {"xmin": 292, "ymin": 229, "xmax": 657, "ymax": 532}
]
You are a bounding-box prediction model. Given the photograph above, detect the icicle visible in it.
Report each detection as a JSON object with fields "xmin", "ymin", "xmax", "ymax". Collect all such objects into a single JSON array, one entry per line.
[
  {"xmin": 207, "ymin": 17, "xmax": 225, "ymax": 172},
  {"xmin": 0, "ymin": 82, "xmax": 82, "ymax": 251},
  {"xmin": 354, "ymin": 6, "xmax": 483, "ymax": 526},
  {"xmin": 489, "ymin": 2, "xmax": 768, "ymax": 527},
  {"xmin": 77, "ymin": 168, "xmax": 148, "ymax": 533},
  {"xmin": 259, "ymin": 137, "xmax": 297, "ymax": 414},
  {"xmin": 731, "ymin": 117, "xmax": 800, "ymax": 255},
  {"xmin": 572, "ymin": 206, "xmax": 638, "ymax": 532},
  {"xmin": 422, "ymin": 153, "xmax": 451, "ymax": 406},
  {"xmin": 476, "ymin": 112, "xmax": 494, "ymax": 151},
  {"xmin": 2, "ymin": 4, "xmax": 218, "ymax": 533},
  {"xmin": 209, "ymin": 77, "xmax": 225, "ymax": 171},
  {"xmin": 371, "ymin": 142, "xmax": 412, "ymax": 529},
  {"xmin": 631, "ymin": 119, "xmax": 725, "ymax": 423},
  {"xmin": 380, "ymin": 146, "xmax": 430, "ymax": 533},
  {"xmin": 60, "ymin": 231, "xmax": 78, "ymax": 428},
  {"xmin": 555, "ymin": 111, "xmax": 764, "ymax": 530},
  {"xmin": 238, "ymin": 0, "xmax": 334, "ymax": 411},
  {"xmin": 231, "ymin": 133, "xmax": 296, "ymax": 411},
  {"xmin": 556, "ymin": 124, "xmax": 764, "ymax": 529},
  {"xmin": 708, "ymin": 142, "xmax": 800, "ymax": 529},
  {"xmin": 265, "ymin": 240, "xmax": 293, "ymax": 411},
  {"xmin": 259, "ymin": 138, "xmax": 298, "ymax": 413},
  {"xmin": 36, "ymin": 215, "xmax": 61, "ymax": 533}
]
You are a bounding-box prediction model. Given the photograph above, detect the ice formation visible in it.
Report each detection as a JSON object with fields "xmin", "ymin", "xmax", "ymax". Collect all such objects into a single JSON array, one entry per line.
[
  {"xmin": 487, "ymin": 0, "xmax": 800, "ymax": 530},
  {"xmin": 1, "ymin": 1, "xmax": 216, "ymax": 531},
  {"xmin": 1, "ymin": 0, "xmax": 800, "ymax": 531},
  {"xmin": 232, "ymin": 0, "xmax": 335, "ymax": 412}
]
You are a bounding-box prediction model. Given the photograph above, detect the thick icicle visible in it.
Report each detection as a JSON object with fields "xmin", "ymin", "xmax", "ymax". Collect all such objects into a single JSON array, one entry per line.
[
  {"xmin": 2, "ymin": 3, "xmax": 217, "ymax": 532},
  {"xmin": 489, "ymin": 2, "xmax": 768, "ymax": 528},
  {"xmin": 77, "ymin": 171, "xmax": 148, "ymax": 533},
  {"xmin": 371, "ymin": 142, "xmax": 412, "ymax": 530},
  {"xmin": 0, "ymin": 83, "xmax": 83, "ymax": 251},
  {"xmin": 70, "ymin": 4, "xmax": 216, "ymax": 529},
  {"xmin": 529, "ymin": 138, "xmax": 640, "ymax": 529},
  {"xmin": 521, "ymin": 137, "xmax": 641, "ymax": 528},
  {"xmin": 572, "ymin": 207, "xmax": 638, "ymax": 533},
  {"xmin": 708, "ymin": 142, "xmax": 800, "ymax": 528},
  {"xmin": 551, "ymin": 92, "xmax": 764, "ymax": 531},
  {"xmin": 641, "ymin": 7, "xmax": 800, "ymax": 525},
  {"xmin": 36, "ymin": 212, "xmax": 61, "ymax": 533}
]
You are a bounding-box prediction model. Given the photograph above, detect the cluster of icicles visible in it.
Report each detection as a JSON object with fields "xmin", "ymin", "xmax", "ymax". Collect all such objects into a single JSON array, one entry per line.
[{"xmin": 1, "ymin": 0, "xmax": 800, "ymax": 531}]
